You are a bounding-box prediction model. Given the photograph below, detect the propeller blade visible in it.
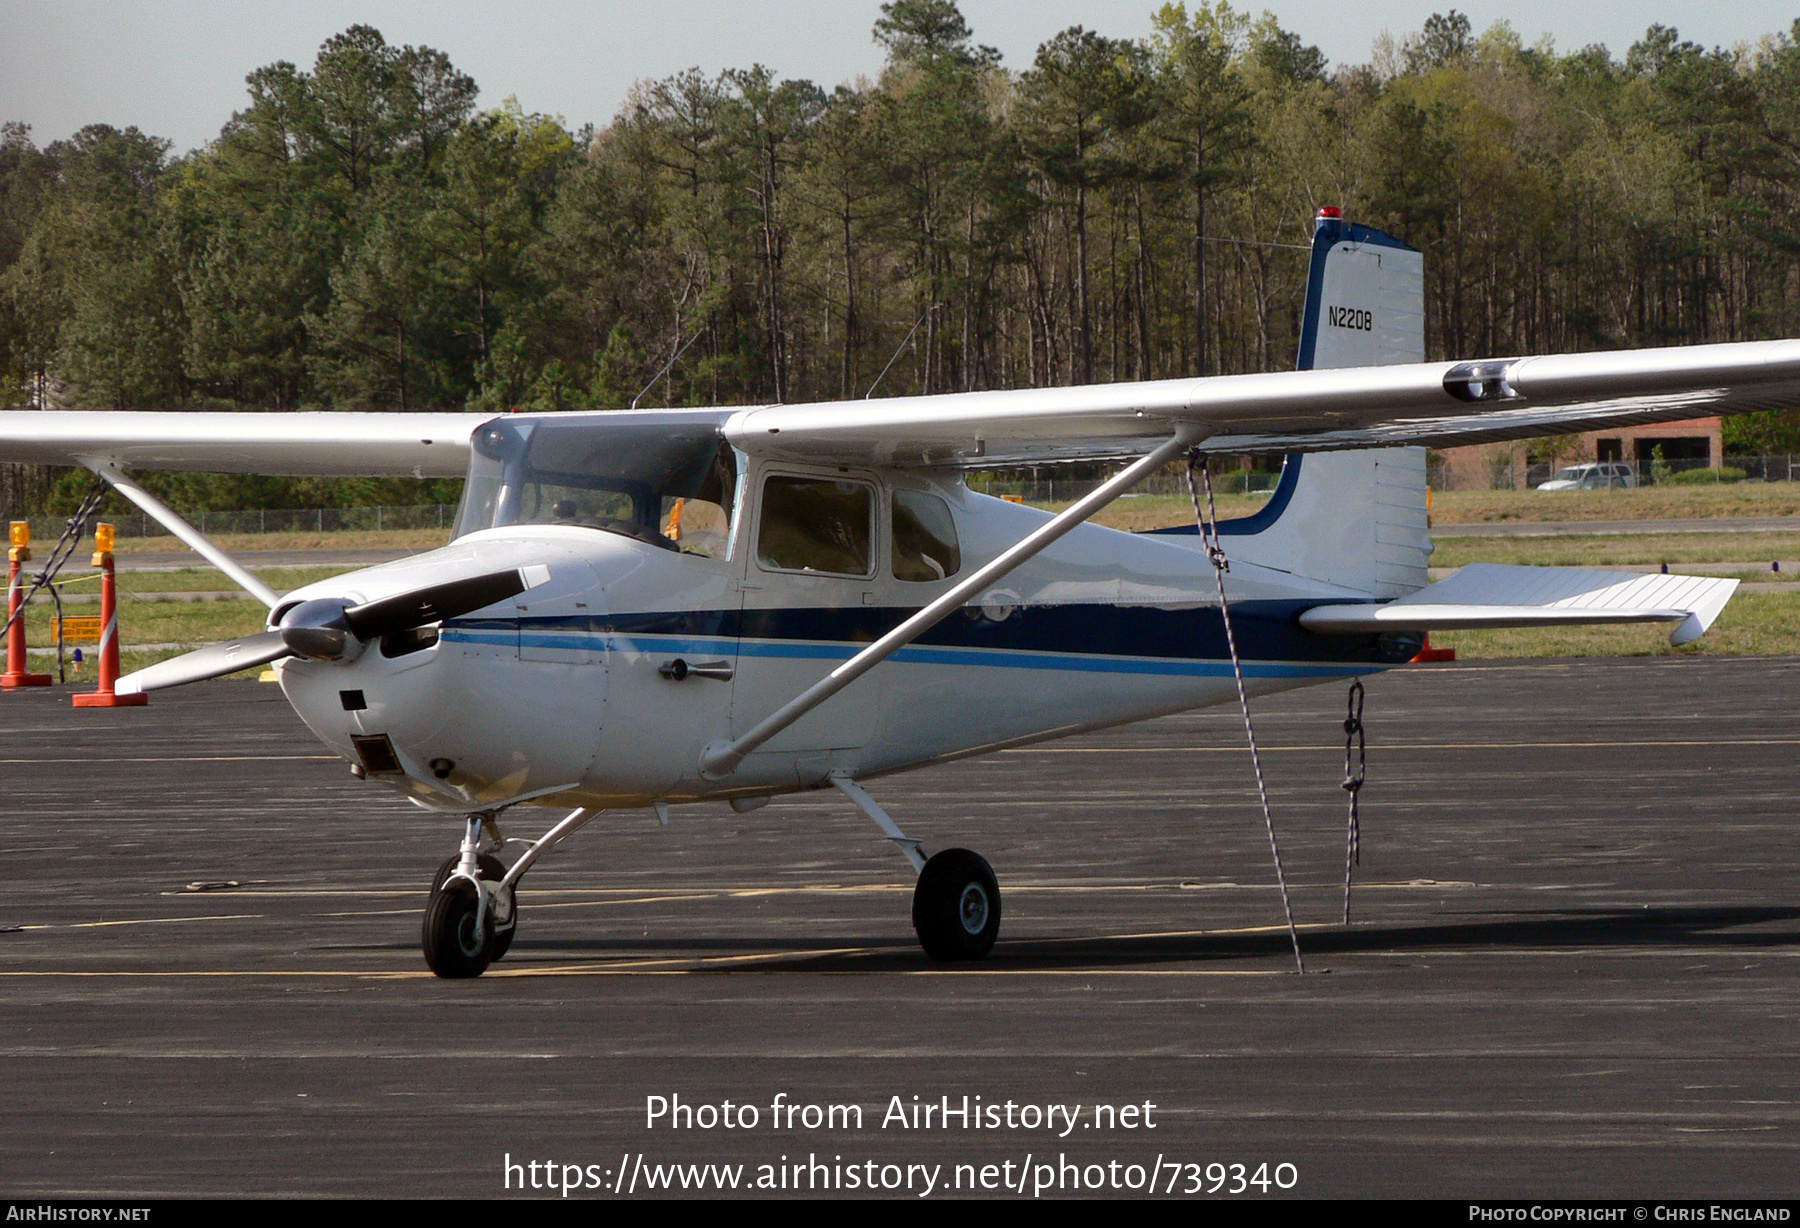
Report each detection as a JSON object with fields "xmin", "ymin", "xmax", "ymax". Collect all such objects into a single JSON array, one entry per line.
[
  {"xmin": 115, "ymin": 631, "xmax": 292, "ymax": 695},
  {"xmin": 342, "ymin": 567, "xmax": 535, "ymax": 641}
]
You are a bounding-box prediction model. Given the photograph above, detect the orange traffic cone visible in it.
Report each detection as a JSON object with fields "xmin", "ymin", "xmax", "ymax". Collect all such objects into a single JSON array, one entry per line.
[
  {"xmin": 1411, "ymin": 632, "xmax": 1456, "ymax": 663},
  {"xmin": 2, "ymin": 521, "xmax": 51, "ymax": 688},
  {"xmin": 73, "ymin": 523, "xmax": 146, "ymax": 708}
]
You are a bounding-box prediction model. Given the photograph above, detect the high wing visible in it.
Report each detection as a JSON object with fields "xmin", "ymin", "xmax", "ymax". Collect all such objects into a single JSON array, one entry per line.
[
  {"xmin": 0, "ymin": 341, "xmax": 1794, "ymax": 476},
  {"xmin": 722, "ymin": 339, "xmax": 1800, "ymax": 468},
  {"xmin": 0, "ymin": 410, "xmax": 483, "ymax": 476}
]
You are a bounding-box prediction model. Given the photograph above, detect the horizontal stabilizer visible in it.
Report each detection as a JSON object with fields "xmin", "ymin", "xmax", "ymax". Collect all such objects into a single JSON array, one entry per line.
[{"xmin": 1298, "ymin": 563, "xmax": 1738, "ymax": 646}]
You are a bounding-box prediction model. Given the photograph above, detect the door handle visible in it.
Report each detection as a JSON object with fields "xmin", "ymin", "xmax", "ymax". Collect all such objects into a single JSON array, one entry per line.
[{"xmin": 658, "ymin": 658, "xmax": 734, "ymax": 682}]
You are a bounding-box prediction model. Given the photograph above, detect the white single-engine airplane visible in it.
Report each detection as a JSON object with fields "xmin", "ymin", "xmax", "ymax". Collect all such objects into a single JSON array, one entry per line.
[{"xmin": 1, "ymin": 210, "xmax": 1792, "ymax": 976}]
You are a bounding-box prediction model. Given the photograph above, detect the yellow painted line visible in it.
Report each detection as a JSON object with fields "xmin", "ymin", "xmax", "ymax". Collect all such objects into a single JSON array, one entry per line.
[
  {"xmin": 1179, "ymin": 880, "xmax": 1477, "ymax": 892},
  {"xmin": 0, "ymin": 970, "xmax": 414, "ymax": 979},
  {"xmin": 0, "ymin": 755, "xmax": 336, "ymax": 764},
  {"xmin": 9, "ymin": 943, "xmax": 1791, "ymax": 979},
  {"xmin": 161, "ymin": 889, "xmax": 418, "ymax": 898},
  {"xmin": 726, "ymin": 884, "xmax": 907, "ymax": 898},
  {"xmin": 482, "ymin": 966, "xmax": 1289, "ymax": 979},
  {"xmin": 53, "ymin": 913, "xmax": 265, "ymax": 930},
  {"xmin": 519, "ymin": 894, "xmax": 718, "ymax": 912},
  {"xmin": 153, "ymin": 880, "xmax": 1478, "ymax": 906},
  {"xmin": 1012, "ymin": 739, "xmax": 1800, "ymax": 753},
  {"xmin": 489, "ymin": 945, "xmax": 886, "ymax": 973}
]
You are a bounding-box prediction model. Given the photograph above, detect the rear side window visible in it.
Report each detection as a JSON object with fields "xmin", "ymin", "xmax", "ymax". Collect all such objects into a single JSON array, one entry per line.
[
  {"xmin": 892, "ymin": 490, "xmax": 961, "ymax": 582},
  {"xmin": 757, "ymin": 477, "xmax": 873, "ymax": 576}
]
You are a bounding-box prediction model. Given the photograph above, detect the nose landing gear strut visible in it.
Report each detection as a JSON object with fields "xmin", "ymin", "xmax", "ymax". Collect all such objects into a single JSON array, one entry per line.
[
  {"xmin": 422, "ymin": 806, "xmax": 601, "ymax": 978},
  {"xmin": 422, "ymin": 813, "xmax": 517, "ymax": 978}
]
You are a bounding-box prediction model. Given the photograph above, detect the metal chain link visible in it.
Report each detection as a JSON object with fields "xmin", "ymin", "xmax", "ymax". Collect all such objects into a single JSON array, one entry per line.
[
  {"xmin": 1185, "ymin": 451, "xmax": 1305, "ymax": 974},
  {"xmin": 0, "ymin": 480, "xmax": 109, "ymax": 644},
  {"xmin": 1341, "ymin": 678, "xmax": 1366, "ymax": 925}
]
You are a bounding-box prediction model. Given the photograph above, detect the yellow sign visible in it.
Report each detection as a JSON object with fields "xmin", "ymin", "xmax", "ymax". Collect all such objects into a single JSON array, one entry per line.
[{"xmin": 52, "ymin": 616, "xmax": 103, "ymax": 644}]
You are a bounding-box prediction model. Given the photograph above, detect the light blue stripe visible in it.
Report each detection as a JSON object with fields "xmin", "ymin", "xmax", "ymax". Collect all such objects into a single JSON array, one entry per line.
[{"xmin": 439, "ymin": 627, "xmax": 1377, "ymax": 680}]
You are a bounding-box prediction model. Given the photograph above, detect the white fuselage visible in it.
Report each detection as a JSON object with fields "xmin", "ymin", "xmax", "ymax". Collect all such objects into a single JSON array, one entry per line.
[{"xmin": 275, "ymin": 463, "xmax": 1390, "ymax": 815}]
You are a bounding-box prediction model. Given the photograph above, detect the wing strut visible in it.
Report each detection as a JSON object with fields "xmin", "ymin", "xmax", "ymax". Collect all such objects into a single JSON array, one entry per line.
[
  {"xmin": 80, "ymin": 460, "xmax": 280, "ymax": 608},
  {"xmin": 698, "ymin": 425, "xmax": 1208, "ymax": 779}
]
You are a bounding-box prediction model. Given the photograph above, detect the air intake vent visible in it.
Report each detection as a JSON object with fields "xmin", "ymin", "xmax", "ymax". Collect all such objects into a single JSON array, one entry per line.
[{"xmin": 350, "ymin": 733, "xmax": 403, "ymax": 775}]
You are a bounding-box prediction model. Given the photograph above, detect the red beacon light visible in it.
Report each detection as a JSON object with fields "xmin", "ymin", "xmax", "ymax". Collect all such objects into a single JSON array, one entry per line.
[{"xmin": 1317, "ymin": 206, "xmax": 1343, "ymax": 219}]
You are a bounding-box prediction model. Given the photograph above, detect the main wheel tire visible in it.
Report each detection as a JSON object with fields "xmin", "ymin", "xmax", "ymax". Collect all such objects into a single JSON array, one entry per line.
[
  {"xmin": 912, "ymin": 848, "xmax": 1001, "ymax": 961},
  {"xmin": 422, "ymin": 879, "xmax": 494, "ymax": 978},
  {"xmin": 430, "ymin": 853, "xmax": 517, "ymax": 961}
]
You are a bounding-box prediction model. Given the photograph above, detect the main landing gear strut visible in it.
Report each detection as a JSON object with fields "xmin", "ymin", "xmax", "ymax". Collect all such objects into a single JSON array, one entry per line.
[{"xmin": 831, "ymin": 775, "xmax": 1001, "ymax": 961}]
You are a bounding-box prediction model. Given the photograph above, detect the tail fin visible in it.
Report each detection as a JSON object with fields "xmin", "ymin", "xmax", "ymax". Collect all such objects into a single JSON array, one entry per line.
[
  {"xmin": 1297, "ymin": 207, "xmax": 1424, "ymax": 372},
  {"xmin": 1220, "ymin": 209, "xmax": 1431, "ymax": 598}
]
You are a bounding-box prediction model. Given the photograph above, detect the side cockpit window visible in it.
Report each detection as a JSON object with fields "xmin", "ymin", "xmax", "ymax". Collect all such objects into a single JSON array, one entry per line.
[
  {"xmin": 658, "ymin": 446, "xmax": 735, "ymax": 560},
  {"xmin": 892, "ymin": 490, "xmax": 961, "ymax": 582},
  {"xmin": 757, "ymin": 477, "xmax": 873, "ymax": 577}
]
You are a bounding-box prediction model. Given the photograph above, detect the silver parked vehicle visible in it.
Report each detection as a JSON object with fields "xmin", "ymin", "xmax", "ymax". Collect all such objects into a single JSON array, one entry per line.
[{"xmin": 1537, "ymin": 461, "xmax": 1637, "ymax": 490}]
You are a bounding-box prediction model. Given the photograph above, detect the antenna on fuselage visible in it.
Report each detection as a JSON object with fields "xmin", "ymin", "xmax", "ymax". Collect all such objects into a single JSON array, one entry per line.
[
  {"xmin": 863, "ymin": 312, "xmax": 927, "ymax": 399},
  {"xmin": 631, "ymin": 329, "xmax": 704, "ymax": 410}
]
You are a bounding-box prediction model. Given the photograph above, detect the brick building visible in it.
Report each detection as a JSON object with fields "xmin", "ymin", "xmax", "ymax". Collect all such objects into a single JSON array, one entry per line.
[{"xmin": 1433, "ymin": 416, "xmax": 1723, "ymax": 490}]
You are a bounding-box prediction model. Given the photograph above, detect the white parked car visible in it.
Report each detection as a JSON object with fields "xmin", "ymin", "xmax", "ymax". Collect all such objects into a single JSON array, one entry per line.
[{"xmin": 1537, "ymin": 462, "xmax": 1637, "ymax": 490}]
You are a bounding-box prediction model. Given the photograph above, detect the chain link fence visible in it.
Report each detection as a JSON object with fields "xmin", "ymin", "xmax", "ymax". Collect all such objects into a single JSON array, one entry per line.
[
  {"xmin": 1521, "ymin": 456, "xmax": 1800, "ymax": 489},
  {"xmin": 966, "ymin": 467, "xmax": 1282, "ymax": 503}
]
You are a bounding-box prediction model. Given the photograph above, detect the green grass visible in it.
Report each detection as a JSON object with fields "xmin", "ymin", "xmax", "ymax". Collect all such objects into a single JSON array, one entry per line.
[
  {"xmin": 108, "ymin": 527, "xmax": 450, "ymax": 554},
  {"xmin": 18, "ymin": 567, "xmax": 362, "ymax": 683},
  {"xmin": 26, "ymin": 599, "xmax": 274, "ymax": 684},
  {"xmin": 51, "ymin": 565, "xmax": 358, "ymax": 595},
  {"xmin": 1429, "ymin": 484, "xmax": 1800, "ymax": 523},
  {"xmin": 24, "ymin": 597, "xmax": 269, "ymax": 650},
  {"xmin": 1060, "ymin": 483, "xmax": 1800, "ymax": 533},
  {"xmin": 1059, "ymin": 493, "xmax": 1260, "ymax": 532},
  {"xmin": 1718, "ymin": 569, "xmax": 1800, "ymax": 583},
  {"xmin": 1430, "ymin": 533, "xmax": 1800, "ymax": 569}
]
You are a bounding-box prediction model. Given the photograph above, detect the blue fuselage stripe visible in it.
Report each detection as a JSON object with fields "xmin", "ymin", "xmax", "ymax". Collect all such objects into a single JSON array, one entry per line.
[
  {"xmin": 442, "ymin": 628, "xmax": 1374, "ymax": 679},
  {"xmin": 441, "ymin": 603, "xmax": 1397, "ymax": 679}
]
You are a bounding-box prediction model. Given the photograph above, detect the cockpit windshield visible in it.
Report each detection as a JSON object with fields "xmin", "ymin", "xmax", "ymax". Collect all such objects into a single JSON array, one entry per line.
[{"xmin": 453, "ymin": 411, "xmax": 739, "ymax": 559}]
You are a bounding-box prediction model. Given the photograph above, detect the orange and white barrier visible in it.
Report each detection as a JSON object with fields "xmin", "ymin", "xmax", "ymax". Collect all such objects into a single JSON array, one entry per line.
[
  {"xmin": 2, "ymin": 521, "xmax": 50, "ymax": 688},
  {"xmin": 73, "ymin": 523, "xmax": 146, "ymax": 708}
]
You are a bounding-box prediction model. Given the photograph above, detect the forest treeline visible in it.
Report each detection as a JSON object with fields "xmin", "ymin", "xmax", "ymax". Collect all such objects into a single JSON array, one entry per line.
[{"xmin": 2, "ymin": 2, "xmax": 1800, "ymax": 512}]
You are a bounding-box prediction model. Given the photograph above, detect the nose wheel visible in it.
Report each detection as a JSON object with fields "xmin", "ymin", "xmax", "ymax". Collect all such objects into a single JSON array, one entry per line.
[
  {"xmin": 429, "ymin": 852, "xmax": 516, "ymax": 962},
  {"xmin": 422, "ymin": 816, "xmax": 519, "ymax": 978},
  {"xmin": 912, "ymin": 847, "xmax": 1001, "ymax": 961},
  {"xmin": 422, "ymin": 876, "xmax": 494, "ymax": 978}
]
